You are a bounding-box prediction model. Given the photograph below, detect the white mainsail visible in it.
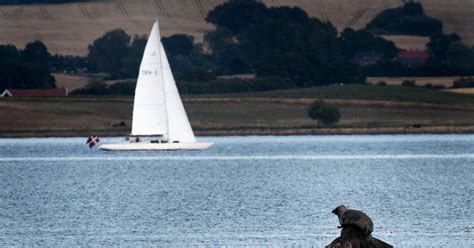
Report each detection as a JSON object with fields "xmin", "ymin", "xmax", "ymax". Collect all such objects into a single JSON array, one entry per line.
[
  {"xmin": 131, "ymin": 21, "xmax": 166, "ymax": 136},
  {"xmin": 99, "ymin": 19, "xmax": 212, "ymax": 151},
  {"xmin": 131, "ymin": 20, "xmax": 196, "ymax": 143}
]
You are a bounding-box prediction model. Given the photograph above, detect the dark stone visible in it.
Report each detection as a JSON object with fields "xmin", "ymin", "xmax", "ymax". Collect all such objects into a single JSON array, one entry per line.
[
  {"xmin": 111, "ymin": 121, "xmax": 126, "ymax": 127},
  {"xmin": 326, "ymin": 226, "xmax": 393, "ymax": 248}
]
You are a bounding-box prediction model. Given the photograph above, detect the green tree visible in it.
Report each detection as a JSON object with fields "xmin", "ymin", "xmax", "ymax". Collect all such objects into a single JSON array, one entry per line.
[
  {"xmin": 87, "ymin": 28, "xmax": 216, "ymax": 78},
  {"xmin": 204, "ymin": 26, "xmax": 248, "ymax": 74},
  {"xmin": 365, "ymin": 2, "xmax": 442, "ymax": 36},
  {"xmin": 0, "ymin": 40, "xmax": 55, "ymax": 90},
  {"xmin": 0, "ymin": 45, "xmax": 21, "ymax": 90},
  {"xmin": 242, "ymin": 16, "xmax": 345, "ymax": 86},
  {"xmin": 162, "ymin": 34, "xmax": 195, "ymax": 56},
  {"xmin": 427, "ymin": 33, "xmax": 461, "ymax": 62},
  {"xmin": 20, "ymin": 40, "xmax": 55, "ymax": 88},
  {"xmin": 446, "ymin": 42, "xmax": 474, "ymax": 67},
  {"xmin": 206, "ymin": 0, "xmax": 266, "ymax": 33},
  {"xmin": 163, "ymin": 34, "xmax": 218, "ymax": 75},
  {"xmin": 121, "ymin": 35, "xmax": 147, "ymax": 79},
  {"xmin": 50, "ymin": 55, "xmax": 87, "ymax": 73},
  {"xmin": 177, "ymin": 66, "xmax": 216, "ymax": 83},
  {"xmin": 108, "ymin": 80, "xmax": 136, "ymax": 95},
  {"xmin": 307, "ymin": 99, "xmax": 340, "ymax": 125},
  {"xmin": 339, "ymin": 28, "xmax": 399, "ymax": 60},
  {"xmin": 87, "ymin": 29, "xmax": 131, "ymax": 79}
]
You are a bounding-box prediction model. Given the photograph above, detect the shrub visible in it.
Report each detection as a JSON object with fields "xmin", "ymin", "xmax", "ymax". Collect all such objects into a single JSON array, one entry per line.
[
  {"xmin": 307, "ymin": 99, "xmax": 340, "ymax": 125},
  {"xmin": 108, "ymin": 80, "xmax": 136, "ymax": 95},
  {"xmin": 424, "ymin": 83, "xmax": 445, "ymax": 89},
  {"xmin": 71, "ymin": 80, "xmax": 136, "ymax": 95},
  {"xmin": 178, "ymin": 76, "xmax": 294, "ymax": 94},
  {"xmin": 70, "ymin": 80, "xmax": 107, "ymax": 95},
  {"xmin": 401, "ymin": 79, "xmax": 416, "ymax": 87},
  {"xmin": 177, "ymin": 67, "xmax": 217, "ymax": 83},
  {"xmin": 377, "ymin": 81, "xmax": 387, "ymax": 86},
  {"xmin": 452, "ymin": 77, "xmax": 474, "ymax": 88}
]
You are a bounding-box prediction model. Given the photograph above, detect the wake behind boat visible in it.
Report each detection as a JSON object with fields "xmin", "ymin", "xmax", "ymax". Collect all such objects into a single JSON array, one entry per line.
[{"xmin": 99, "ymin": 20, "xmax": 213, "ymax": 151}]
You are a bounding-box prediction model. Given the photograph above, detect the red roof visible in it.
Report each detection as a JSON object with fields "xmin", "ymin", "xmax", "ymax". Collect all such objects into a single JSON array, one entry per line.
[
  {"xmin": 398, "ymin": 50, "xmax": 429, "ymax": 60},
  {"xmin": 3, "ymin": 88, "xmax": 67, "ymax": 97}
]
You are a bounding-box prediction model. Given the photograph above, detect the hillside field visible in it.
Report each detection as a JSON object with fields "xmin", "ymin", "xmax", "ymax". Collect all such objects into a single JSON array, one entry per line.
[
  {"xmin": 0, "ymin": 0, "xmax": 473, "ymax": 55},
  {"xmin": 1, "ymin": 85, "xmax": 473, "ymax": 137}
]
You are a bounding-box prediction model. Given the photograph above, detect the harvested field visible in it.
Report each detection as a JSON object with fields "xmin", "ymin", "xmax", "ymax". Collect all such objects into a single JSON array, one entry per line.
[
  {"xmin": 444, "ymin": 88, "xmax": 474, "ymax": 95},
  {"xmin": 53, "ymin": 73, "xmax": 90, "ymax": 91},
  {"xmin": 381, "ymin": 35, "xmax": 430, "ymax": 50},
  {"xmin": 0, "ymin": 0, "xmax": 473, "ymax": 55}
]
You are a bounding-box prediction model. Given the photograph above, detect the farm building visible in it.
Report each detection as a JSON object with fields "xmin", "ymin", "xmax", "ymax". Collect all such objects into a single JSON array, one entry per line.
[
  {"xmin": 398, "ymin": 50, "xmax": 429, "ymax": 66},
  {"xmin": 1, "ymin": 88, "xmax": 68, "ymax": 97}
]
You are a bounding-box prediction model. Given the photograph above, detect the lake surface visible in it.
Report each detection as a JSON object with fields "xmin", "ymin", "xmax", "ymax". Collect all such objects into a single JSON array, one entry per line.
[{"xmin": 0, "ymin": 135, "xmax": 472, "ymax": 247}]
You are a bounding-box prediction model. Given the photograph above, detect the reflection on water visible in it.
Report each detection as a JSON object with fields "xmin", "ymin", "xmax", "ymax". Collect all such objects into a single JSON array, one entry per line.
[{"xmin": 0, "ymin": 135, "xmax": 472, "ymax": 246}]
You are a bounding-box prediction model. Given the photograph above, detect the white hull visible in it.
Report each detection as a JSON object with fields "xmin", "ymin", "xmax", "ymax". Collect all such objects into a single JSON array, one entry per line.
[{"xmin": 99, "ymin": 142, "xmax": 213, "ymax": 151}]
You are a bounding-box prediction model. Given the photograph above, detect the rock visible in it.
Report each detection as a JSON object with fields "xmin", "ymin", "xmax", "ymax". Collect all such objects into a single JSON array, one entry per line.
[
  {"xmin": 110, "ymin": 121, "xmax": 126, "ymax": 127},
  {"xmin": 326, "ymin": 226, "xmax": 393, "ymax": 248}
]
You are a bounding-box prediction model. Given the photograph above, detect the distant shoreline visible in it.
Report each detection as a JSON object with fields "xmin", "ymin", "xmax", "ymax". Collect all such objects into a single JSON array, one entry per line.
[
  {"xmin": 2, "ymin": 90, "xmax": 473, "ymax": 139},
  {"xmin": 1, "ymin": 125, "xmax": 473, "ymax": 138}
]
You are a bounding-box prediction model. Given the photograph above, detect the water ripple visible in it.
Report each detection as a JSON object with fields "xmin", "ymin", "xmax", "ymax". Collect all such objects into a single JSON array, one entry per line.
[{"xmin": 1, "ymin": 154, "xmax": 474, "ymax": 162}]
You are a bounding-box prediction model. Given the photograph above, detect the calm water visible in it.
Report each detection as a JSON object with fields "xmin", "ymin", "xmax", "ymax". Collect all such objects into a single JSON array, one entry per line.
[{"xmin": 0, "ymin": 135, "xmax": 472, "ymax": 247}]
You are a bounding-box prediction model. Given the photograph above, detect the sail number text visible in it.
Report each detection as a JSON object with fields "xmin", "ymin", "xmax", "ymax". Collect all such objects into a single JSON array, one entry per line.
[{"xmin": 141, "ymin": 70, "xmax": 159, "ymax": 75}]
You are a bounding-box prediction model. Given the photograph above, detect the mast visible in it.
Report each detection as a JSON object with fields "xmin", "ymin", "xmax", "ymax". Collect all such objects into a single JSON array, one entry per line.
[{"xmin": 156, "ymin": 19, "xmax": 170, "ymax": 141}]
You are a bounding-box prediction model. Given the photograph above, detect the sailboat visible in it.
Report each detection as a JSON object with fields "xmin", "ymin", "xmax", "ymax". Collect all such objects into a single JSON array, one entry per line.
[{"xmin": 99, "ymin": 20, "xmax": 213, "ymax": 151}]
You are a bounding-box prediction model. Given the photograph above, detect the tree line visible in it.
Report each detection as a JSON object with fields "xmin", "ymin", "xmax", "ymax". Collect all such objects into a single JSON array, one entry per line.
[
  {"xmin": 202, "ymin": 0, "xmax": 474, "ymax": 79},
  {"xmin": 2, "ymin": 0, "xmax": 474, "ymax": 94},
  {"xmin": 204, "ymin": 0, "xmax": 366, "ymax": 86},
  {"xmin": 0, "ymin": 41, "xmax": 56, "ymax": 90},
  {"xmin": 84, "ymin": 30, "xmax": 213, "ymax": 80},
  {"xmin": 365, "ymin": 32, "xmax": 474, "ymax": 77}
]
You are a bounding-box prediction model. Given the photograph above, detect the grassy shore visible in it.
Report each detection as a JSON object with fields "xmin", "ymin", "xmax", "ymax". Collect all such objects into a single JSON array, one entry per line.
[{"xmin": 1, "ymin": 85, "xmax": 473, "ymax": 137}]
